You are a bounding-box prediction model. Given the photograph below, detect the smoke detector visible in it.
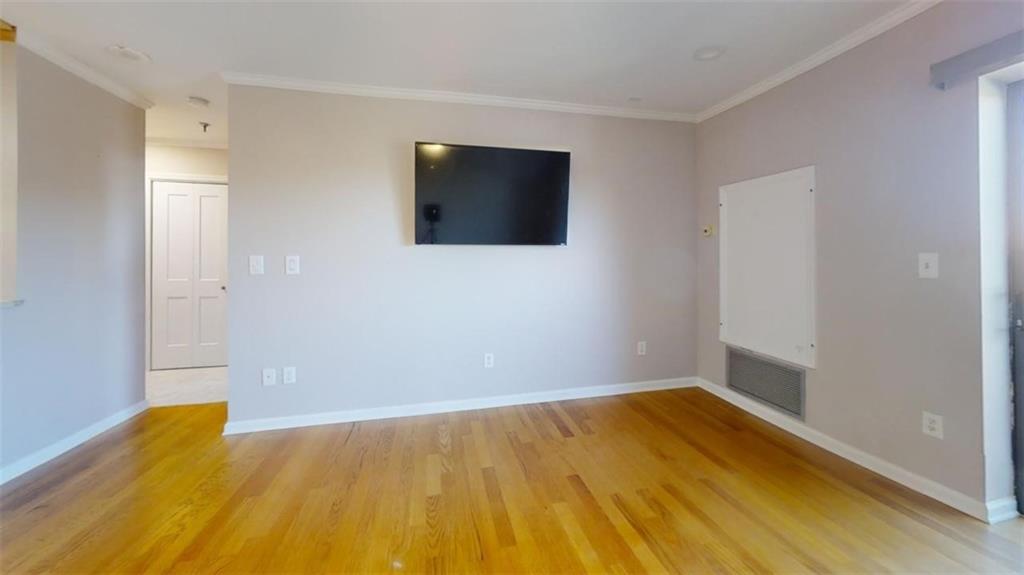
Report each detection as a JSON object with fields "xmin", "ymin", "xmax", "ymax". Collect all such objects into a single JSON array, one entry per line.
[{"xmin": 693, "ymin": 45, "xmax": 727, "ymax": 62}]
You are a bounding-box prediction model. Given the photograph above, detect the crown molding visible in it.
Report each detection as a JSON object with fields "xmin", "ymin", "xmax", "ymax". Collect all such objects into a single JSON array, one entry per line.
[
  {"xmin": 222, "ymin": 71, "xmax": 697, "ymax": 123},
  {"xmin": 17, "ymin": 30, "xmax": 153, "ymax": 109},
  {"xmin": 10, "ymin": 1, "xmax": 938, "ymax": 123},
  {"xmin": 223, "ymin": 0, "xmax": 939, "ymax": 128},
  {"xmin": 695, "ymin": 0, "xmax": 942, "ymax": 123},
  {"xmin": 146, "ymin": 137, "xmax": 228, "ymax": 150}
]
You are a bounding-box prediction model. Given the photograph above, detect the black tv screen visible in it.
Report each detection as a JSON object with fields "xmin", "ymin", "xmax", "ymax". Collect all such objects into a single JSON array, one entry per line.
[{"xmin": 415, "ymin": 142, "xmax": 570, "ymax": 245}]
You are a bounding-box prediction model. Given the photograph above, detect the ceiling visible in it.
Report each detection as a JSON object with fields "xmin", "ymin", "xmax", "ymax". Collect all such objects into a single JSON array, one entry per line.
[{"xmin": 2, "ymin": 1, "xmax": 915, "ymax": 149}]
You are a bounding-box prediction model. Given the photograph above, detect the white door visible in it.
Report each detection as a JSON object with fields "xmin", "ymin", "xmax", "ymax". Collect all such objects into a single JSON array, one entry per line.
[{"xmin": 152, "ymin": 180, "xmax": 228, "ymax": 369}]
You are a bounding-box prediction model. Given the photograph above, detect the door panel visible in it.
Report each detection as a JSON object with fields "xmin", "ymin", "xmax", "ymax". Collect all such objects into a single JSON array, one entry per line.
[
  {"xmin": 166, "ymin": 194, "xmax": 194, "ymax": 280},
  {"xmin": 198, "ymin": 194, "xmax": 225, "ymax": 279},
  {"xmin": 153, "ymin": 185, "xmax": 195, "ymax": 369},
  {"xmin": 193, "ymin": 187, "xmax": 228, "ymax": 366},
  {"xmin": 152, "ymin": 180, "xmax": 228, "ymax": 370}
]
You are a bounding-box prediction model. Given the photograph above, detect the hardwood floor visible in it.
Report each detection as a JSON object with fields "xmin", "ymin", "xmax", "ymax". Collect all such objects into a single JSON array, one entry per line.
[{"xmin": 1, "ymin": 388, "xmax": 1021, "ymax": 573}]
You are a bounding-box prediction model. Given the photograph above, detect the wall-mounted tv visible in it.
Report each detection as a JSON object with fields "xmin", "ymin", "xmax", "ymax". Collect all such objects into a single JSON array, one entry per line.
[{"xmin": 415, "ymin": 142, "xmax": 570, "ymax": 245}]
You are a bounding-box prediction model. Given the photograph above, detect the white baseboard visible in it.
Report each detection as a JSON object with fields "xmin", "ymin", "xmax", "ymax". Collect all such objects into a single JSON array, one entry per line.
[
  {"xmin": 0, "ymin": 400, "xmax": 149, "ymax": 486},
  {"xmin": 985, "ymin": 497, "xmax": 1021, "ymax": 524},
  {"xmin": 2, "ymin": 378, "xmax": 1014, "ymax": 524},
  {"xmin": 694, "ymin": 378, "xmax": 1020, "ymax": 523},
  {"xmin": 223, "ymin": 376, "xmax": 698, "ymax": 435}
]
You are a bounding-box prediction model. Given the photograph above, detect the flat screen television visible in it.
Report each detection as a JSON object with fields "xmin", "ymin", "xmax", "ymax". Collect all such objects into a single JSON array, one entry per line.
[{"xmin": 415, "ymin": 142, "xmax": 570, "ymax": 245}]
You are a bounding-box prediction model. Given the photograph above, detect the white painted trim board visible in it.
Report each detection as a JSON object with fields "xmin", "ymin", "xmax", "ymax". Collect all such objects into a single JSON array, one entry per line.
[
  {"xmin": 224, "ymin": 373, "xmax": 1018, "ymax": 524},
  {"xmin": 0, "ymin": 400, "xmax": 149, "ymax": 485},
  {"xmin": 695, "ymin": 378, "xmax": 1019, "ymax": 524},
  {"xmin": 15, "ymin": 30, "xmax": 152, "ymax": 109},
  {"xmin": 694, "ymin": 1, "xmax": 942, "ymax": 121},
  {"xmin": 222, "ymin": 2, "xmax": 942, "ymax": 124},
  {"xmin": 223, "ymin": 377, "xmax": 699, "ymax": 435},
  {"xmin": 221, "ymin": 72, "xmax": 697, "ymax": 123},
  {"xmin": 985, "ymin": 497, "xmax": 1020, "ymax": 524},
  {"xmin": 11, "ymin": 1, "xmax": 939, "ymax": 123},
  {"xmin": 0, "ymin": 374, "xmax": 1015, "ymax": 527}
]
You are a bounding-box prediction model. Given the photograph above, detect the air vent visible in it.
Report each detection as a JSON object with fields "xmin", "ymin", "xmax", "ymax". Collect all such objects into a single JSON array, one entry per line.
[{"xmin": 727, "ymin": 347, "xmax": 805, "ymax": 419}]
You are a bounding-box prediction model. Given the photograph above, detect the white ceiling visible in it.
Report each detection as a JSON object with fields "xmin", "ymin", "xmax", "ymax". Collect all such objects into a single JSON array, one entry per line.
[{"xmin": 2, "ymin": 1, "xmax": 915, "ymax": 149}]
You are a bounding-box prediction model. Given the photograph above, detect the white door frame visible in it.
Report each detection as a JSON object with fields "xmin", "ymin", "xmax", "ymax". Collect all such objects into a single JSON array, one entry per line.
[{"xmin": 145, "ymin": 172, "xmax": 228, "ymax": 371}]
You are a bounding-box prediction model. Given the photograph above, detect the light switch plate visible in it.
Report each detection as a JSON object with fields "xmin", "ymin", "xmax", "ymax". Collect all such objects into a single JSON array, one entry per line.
[
  {"xmin": 918, "ymin": 253, "xmax": 938, "ymax": 279},
  {"xmin": 922, "ymin": 411, "xmax": 944, "ymax": 439},
  {"xmin": 249, "ymin": 255, "xmax": 265, "ymax": 276},
  {"xmin": 283, "ymin": 366, "xmax": 297, "ymax": 384},
  {"xmin": 261, "ymin": 368, "xmax": 277, "ymax": 387},
  {"xmin": 637, "ymin": 341, "xmax": 647, "ymax": 356},
  {"xmin": 286, "ymin": 255, "xmax": 300, "ymax": 275}
]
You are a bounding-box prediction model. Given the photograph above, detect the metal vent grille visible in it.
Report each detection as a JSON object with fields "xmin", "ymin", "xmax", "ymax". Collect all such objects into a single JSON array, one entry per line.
[{"xmin": 727, "ymin": 347, "xmax": 805, "ymax": 419}]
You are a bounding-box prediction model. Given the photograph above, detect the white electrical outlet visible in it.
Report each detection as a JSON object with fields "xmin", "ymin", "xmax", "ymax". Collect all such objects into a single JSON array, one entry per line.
[
  {"xmin": 637, "ymin": 341, "xmax": 647, "ymax": 356},
  {"xmin": 483, "ymin": 353, "xmax": 495, "ymax": 368},
  {"xmin": 918, "ymin": 253, "xmax": 939, "ymax": 279},
  {"xmin": 262, "ymin": 368, "xmax": 277, "ymax": 387},
  {"xmin": 286, "ymin": 255, "xmax": 301, "ymax": 275},
  {"xmin": 249, "ymin": 255, "xmax": 265, "ymax": 275},
  {"xmin": 283, "ymin": 366, "xmax": 297, "ymax": 384},
  {"xmin": 922, "ymin": 411, "xmax": 944, "ymax": 439}
]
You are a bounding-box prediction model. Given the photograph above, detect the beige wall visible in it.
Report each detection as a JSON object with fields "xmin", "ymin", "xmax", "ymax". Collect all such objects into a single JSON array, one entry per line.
[
  {"xmin": 228, "ymin": 87, "xmax": 697, "ymax": 424},
  {"xmin": 695, "ymin": 0, "xmax": 1021, "ymax": 502},
  {"xmin": 1, "ymin": 47, "xmax": 145, "ymax": 467},
  {"xmin": 146, "ymin": 144, "xmax": 228, "ymax": 177},
  {"xmin": 144, "ymin": 144, "xmax": 228, "ymax": 371}
]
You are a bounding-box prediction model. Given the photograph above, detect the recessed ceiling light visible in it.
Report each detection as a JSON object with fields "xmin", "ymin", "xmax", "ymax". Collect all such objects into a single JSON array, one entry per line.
[
  {"xmin": 187, "ymin": 96, "xmax": 211, "ymax": 109},
  {"xmin": 106, "ymin": 44, "xmax": 151, "ymax": 63},
  {"xmin": 693, "ymin": 45, "xmax": 726, "ymax": 62}
]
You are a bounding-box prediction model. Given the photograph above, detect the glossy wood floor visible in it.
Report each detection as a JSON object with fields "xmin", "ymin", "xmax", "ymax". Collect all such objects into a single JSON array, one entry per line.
[{"xmin": 1, "ymin": 388, "xmax": 1021, "ymax": 574}]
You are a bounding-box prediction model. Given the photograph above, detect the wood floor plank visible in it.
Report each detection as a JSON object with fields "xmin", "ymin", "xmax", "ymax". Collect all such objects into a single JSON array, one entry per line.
[{"xmin": 1, "ymin": 389, "xmax": 1021, "ymax": 573}]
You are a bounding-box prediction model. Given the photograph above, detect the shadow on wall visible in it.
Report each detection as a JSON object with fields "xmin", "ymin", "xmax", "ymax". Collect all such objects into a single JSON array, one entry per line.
[{"xmin": 392, "ymin": 140, "xmax": 416, "ymax": 246}]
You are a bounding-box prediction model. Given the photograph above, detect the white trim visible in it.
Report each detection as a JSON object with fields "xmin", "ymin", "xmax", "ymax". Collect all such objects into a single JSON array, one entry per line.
[
  {"xmin": 16, "ymin": 31, "xmax": 152, "ymax": 110},
  {"xmin": 147, "ymin": 172, "xmax": 229, "ymax": 186},
  {"xmin": 694, "ymin": 1, "xmax": 942, "ymax": 123},
  {"xmin": 982, "ymin": 61, "xmax": 1024, "ymax": 86},
  {"xmin": 10, "ymin": 2, "xmax": 940, "ymax": 123},
  {"xmin": 221, "ymin": 72, "xmax": 697, "ymax": 123},
  {"xmin": 0, "ymin": 400, "xmax": 149, "ymax": 485},
  {"xmin": 223, "ymin": 377, "xmax": 697, "ymax": 435},
  {"xmin": 985, "ymin": 497, "xmax": 1021, "ymax": 524},
  {"xmin": 145, "ymin": 174, "xmax": 228, "ymax": 372},
  {"xmin": 222, "ymin": 2, "xmax": 941, "ymax": 125},
  {"xmin": 694, "ymin": 378, "xmax": 997, "ymax": 523},
  {"xmin": 147, "ymin": 137, "xmax": 229, "ymax": 150}
]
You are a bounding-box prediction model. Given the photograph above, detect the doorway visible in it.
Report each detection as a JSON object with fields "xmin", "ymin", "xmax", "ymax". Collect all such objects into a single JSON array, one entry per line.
[
  {"xmin": 144, "ymin": 144, "xmax": 229, "ymax": 406},
  {"xmin": 979, "ymin": 65, "xmax": 1022, "ymax": 522}
]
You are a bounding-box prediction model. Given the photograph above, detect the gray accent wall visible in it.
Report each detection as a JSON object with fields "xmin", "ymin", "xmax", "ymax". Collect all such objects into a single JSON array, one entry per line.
[
  {"xmin": 227, "ymin": 87, "xmax": 696, "ymax": 424},
  {"xmin": 695, "ymin": 0, "xmax": 1022, "ymax": 502},
  {"xmin": 0, "ymin": 48, "xmax": 145, "ymax": 467}
]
